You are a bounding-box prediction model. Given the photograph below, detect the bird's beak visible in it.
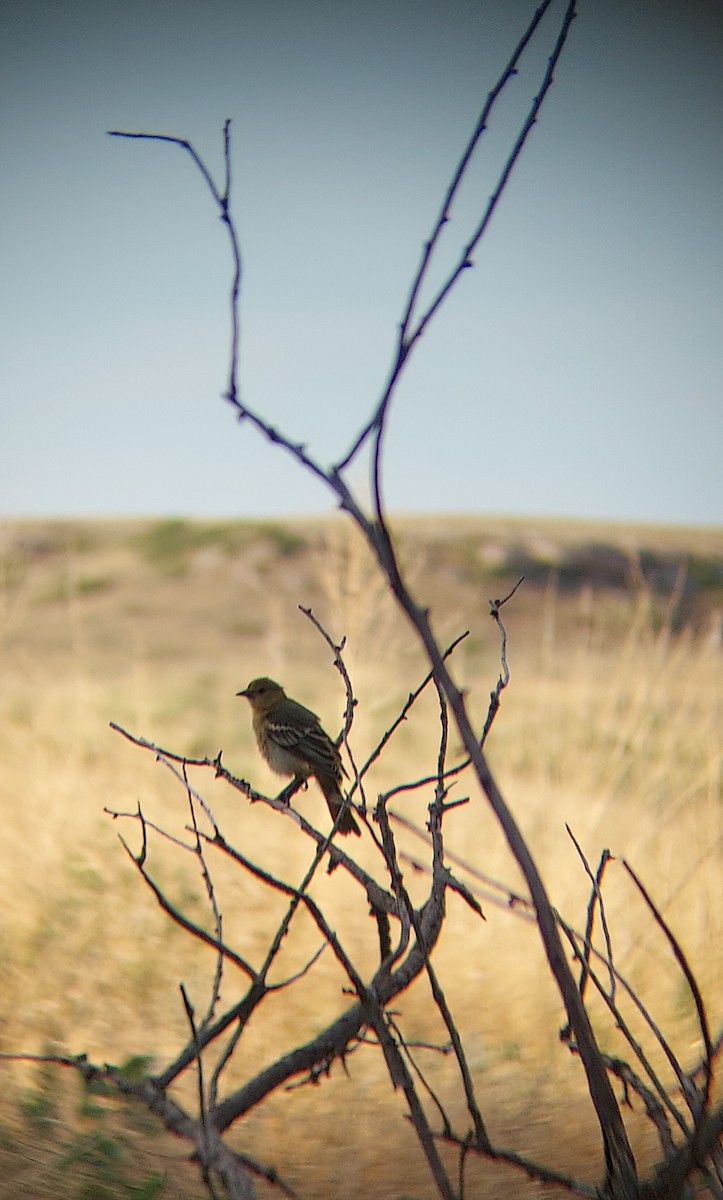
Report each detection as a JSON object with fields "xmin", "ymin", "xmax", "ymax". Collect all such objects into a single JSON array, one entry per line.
[{"xmin": 236, "ymin": 689, "xmax": 249, "ymax": 698}]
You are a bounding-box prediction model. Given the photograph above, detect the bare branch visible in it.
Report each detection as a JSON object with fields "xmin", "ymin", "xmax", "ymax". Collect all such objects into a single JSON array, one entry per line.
[
  {"xmin": 180, "ymin": 984, "xmax": 221, "ymax": 1200},
  {"xmin": 108, "ymin": 123, "xmax": 242, "ymax": 407},
  {"xmin": 623, "ymin": 859, "xmax": 713, "ymax": 1114},
  {"xmin": 336, "ymin": 0, "xmax": 560, "ymax": 471},
  {"xmin": 116, "ymin": 830, "xmax": 258, "ymax": 981},
  {"xmin": 557, "ymin": 918, "xmax": 691, "ymax": 1141},
  {"xmin": 298, "ymin": 605, "xmax": 355, "ymax": 738},
  {"xmin": 367, "ymin": 2, "xmax": 579, "ymax": 526},
  {"xmin": 441, "ymin": 1132, "xmax": 599, "ymax": 1198},
  {"xmin": 297, "ymin": 603, "xmax": 369, "ymax": 819},
  {"xmin": 185, "ymin": 764, "xmax": 225, "ymax": 1032},
  {"xmin": 376, "ymin": 799, "xmax": 490, "ymax": 1154},
  {"xmin": 479, "ymin": 576, "xmax": 523, "ymax": 746},
  {"xmin": 565, "ymin": 831, "xmax": 615, "ymax": 1007},
  {"xmin": 347, "ymin": 629, "xmax": 470, "ymax": 801}
]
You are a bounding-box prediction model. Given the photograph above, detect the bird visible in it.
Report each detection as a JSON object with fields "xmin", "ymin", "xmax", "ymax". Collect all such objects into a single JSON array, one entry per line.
[{"xmin": 237, "ymin": 677, "xmax": 361, "ymax": 836}]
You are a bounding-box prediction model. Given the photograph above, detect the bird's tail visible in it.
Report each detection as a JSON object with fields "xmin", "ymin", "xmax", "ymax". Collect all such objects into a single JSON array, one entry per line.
[{"xmin": 318, "ymin": 774, "xmax": 361, "ymax": 836}]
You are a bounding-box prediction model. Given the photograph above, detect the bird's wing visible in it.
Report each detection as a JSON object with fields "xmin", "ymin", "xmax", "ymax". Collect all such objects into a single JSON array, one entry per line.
[
  {"xmin": 300, "ymin": 723, "xmax": 344, "ymax": 779},
  {"xmin": 266, "ymin": 701, "xmax": 343, "ymax": 780}
]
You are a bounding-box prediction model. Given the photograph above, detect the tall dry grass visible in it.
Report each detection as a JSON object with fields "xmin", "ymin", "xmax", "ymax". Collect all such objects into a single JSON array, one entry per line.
[{"xmin": 0, "ymin": 516, "xmax": 720, "ymax": 1198}]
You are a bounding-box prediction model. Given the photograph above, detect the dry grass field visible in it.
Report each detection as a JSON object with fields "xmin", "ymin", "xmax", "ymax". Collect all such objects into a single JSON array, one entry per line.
[{"xmin": 0, "ymin": 514, "xmax": 721, "ymax": 1199}]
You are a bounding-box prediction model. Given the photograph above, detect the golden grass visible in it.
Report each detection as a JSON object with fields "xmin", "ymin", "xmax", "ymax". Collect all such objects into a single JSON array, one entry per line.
[{"xmin": 0, "ymin": 515, "xmax": 721, "ymax": 1198}]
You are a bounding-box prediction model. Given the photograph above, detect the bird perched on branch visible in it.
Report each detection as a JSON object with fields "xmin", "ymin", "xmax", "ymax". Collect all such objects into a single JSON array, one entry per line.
[{"xmin": 237, "ymin": 677, "xmax": 361, "ymax": 836}]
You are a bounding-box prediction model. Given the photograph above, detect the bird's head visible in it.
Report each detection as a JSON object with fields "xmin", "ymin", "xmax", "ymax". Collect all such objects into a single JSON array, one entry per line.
[{"xmin": 237, "ymin": 677, "xmax": 285, "ymax": 713}]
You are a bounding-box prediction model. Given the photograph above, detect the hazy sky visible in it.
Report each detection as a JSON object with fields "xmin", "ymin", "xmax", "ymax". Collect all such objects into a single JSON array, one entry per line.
[{"xmin": 1, "ymin": 0, "xmax": 721, "ymax": 524}]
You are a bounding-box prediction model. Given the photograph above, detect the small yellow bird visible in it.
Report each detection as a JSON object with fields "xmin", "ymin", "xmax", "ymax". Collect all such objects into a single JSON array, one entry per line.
[{"xmin": 237, "ymin": 677, "xmax": 361, "ymax": 836}]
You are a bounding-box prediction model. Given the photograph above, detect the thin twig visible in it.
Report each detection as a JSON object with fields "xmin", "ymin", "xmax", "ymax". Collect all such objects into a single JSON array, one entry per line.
[
  {"xmin": 388, "ymin": 1013, "xmax": 453, "ymax": 1137},
  {"xmin": 184, "ymin": 763, "xmax": 225, "ymax": 1032},
  {"xmin": 108, "ymin": 124, "xmax": 242, "ymax": 407},
  {"xmin": 565, "ymin": 829, "xmax": 615, "ymax": 1004},
  {"xmin": 623, "ymin": 859, "xmax": 713, "ymax": 1114},
  {"xmin": 180, "ymin": 984, "xmax": 221, "ymax": 1200},
  {"xmin": 479, "ymin": 576, "xmax": 523, "ymax": 747},
  {"xmin": 556, "ymin": 919, "xmax": 691, "ymax": 1139},
  {"xmin": 346, "ymin": 630, "xmax": 469, "ymax": 801},
  {"xmin": 298, "ymin": 603, "xmax": 368, "ymax": 815},
  {"xmin": 440, "ymin": 1131, "xmax": 598, "ymax": 1198},
  {"xmin": 116, "ymin": 832, "xmax": 257, "ymax": 980},
  {"xmin": 376, "ymin": 800, "xmax": 490, "ymax": 1153},
  {"xmin": 336, "ymin": 1, "xmax": 557, "ymax": 472},
  {"xmin": 369, "ymin": 3, "xmax": 579, "ymax": 525}
]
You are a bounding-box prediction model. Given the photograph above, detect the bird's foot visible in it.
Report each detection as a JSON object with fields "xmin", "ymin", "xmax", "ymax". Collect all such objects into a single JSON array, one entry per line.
[{"xmin": 276, "ymin": 776, "xmax": 307, "ymax": 806}]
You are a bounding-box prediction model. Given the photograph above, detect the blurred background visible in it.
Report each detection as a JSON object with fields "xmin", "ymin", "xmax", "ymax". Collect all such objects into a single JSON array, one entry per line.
[
  {"xmin": 1, "ymin": 0, "xmax": 722, "ymax": 522},
  {"xmin": 1, "ymin": 1, "xmax": 721, "ymax": 1196}
]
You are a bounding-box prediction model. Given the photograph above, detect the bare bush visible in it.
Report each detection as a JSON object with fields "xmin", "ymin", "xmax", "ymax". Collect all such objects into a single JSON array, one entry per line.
[{"xmin": 4, "ymin": 3, "xmax": 721, "ymax": 1199}]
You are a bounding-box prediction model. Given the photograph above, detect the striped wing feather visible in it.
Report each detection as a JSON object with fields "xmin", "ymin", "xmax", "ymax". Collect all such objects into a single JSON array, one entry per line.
[{"xmin": 266, "ymin": 700, "xmax": 343, "ymax": 781}]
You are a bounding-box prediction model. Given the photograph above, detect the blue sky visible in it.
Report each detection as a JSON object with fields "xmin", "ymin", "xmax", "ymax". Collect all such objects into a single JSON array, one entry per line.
[{"xmin": 1, "ymin": 0, "xmax": 721, "ymax": 525}]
